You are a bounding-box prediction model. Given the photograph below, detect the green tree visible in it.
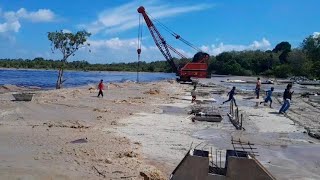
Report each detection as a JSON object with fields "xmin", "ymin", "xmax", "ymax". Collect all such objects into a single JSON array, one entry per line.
[
  {"xmin": 273, "ymin": 64, "xmax": 292, "ymax": 78},
  {"xmin": 301, "ymin": 34, "xmax": 320, "ymax": 77},
  {"xmin": 273, "ymin": 41, "xmax": 291, "ymax": 63},
  {"xmin": 48, "ymin": 30, "xmax": 91, "ymax": 89},
  {"xmin": 302, "ymin": 34, "xmax": 320, "ymax": 61},
  {"xmin": 287, "ymin": 49, "xmax": 310, "ymax": 77}
]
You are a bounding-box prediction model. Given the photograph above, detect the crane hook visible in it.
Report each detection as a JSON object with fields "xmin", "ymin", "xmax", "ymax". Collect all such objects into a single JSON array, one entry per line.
[{"xmin": 137, "ymin": 48, "xmax": 141, "ymax": 55}]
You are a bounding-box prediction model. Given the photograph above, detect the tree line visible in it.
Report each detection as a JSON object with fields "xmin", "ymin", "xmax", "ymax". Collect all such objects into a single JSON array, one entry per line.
[
  {"xmin": 0, "ymin": 58, "xmax": 172, "ymax": 72},
  {"xmin": 208, "ymin": 34, "xmax": 320, "ymax": 78},
  {"xmin": 0, "ymin": 34, "xmax": 319, "ymax": 79}
]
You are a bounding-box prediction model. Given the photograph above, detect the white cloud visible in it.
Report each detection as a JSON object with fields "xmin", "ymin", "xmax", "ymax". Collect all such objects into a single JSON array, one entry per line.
[
  {"xmin": 62, "ymin": 29, "xmax": 72, "ymax": 33},
  {"xmin": 88, "ymin": 37, "xmax": 139, "ymax": 50},
  {"xmin": 0, "ymin": 8, "xmax": 56, "ymax": 33},
  {"xmin": 0, "ymin": 21, "xmax": 21, "ymax": 33},
  {"xmin": 4, "ymin": 8, "xmax": 55, "ymax": 22},
  {"xmin": 88, "ymin": 37, "xmax": 144, "ymax": 52},
  {"xmin": 200, "ymin": 38, "xmax": 271, "ymax": 55},
  {"xmin": 16, "ymin": 8, "xmax": 55, "ymax": 22},
  {"xmin": 249, "ymin": 38, "xmax": 271, "ymax": 49},
  {"xmin": 313, "ymin": 32, "xmax": 320, "ymax": 38},
  {"xmin": 82, "ymin": 0, "xmax": 212, "ymax": 34}
]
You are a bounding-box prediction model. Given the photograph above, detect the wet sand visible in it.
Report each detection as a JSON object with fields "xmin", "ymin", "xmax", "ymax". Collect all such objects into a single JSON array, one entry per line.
[{"xmin": 0, "ymin": 77, "xmax": 320, "ymax": 179}]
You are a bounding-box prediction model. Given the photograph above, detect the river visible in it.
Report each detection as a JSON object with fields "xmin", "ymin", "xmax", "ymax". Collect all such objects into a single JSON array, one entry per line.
[{"xmin": 0, "ymin": 69, "xmax": 175, "ymax": 88}]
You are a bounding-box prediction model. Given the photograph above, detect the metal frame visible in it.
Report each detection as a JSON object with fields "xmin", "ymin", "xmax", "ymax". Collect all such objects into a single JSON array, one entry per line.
[{"xmin": 231, "ymin": 136, "xmax": 259, "ymax": 157}]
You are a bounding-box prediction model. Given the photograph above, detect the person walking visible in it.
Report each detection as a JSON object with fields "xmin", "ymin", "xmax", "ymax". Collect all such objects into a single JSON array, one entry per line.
[
  {"xmin": 97, "ymin": 79, "xmax": 104, "ymax": 98},
  {"xmin": 279, "ymin": 84, "xmax": 294, "ymax": 114},
  {"xmin": 191, "ymin": 84, "xmax": 197, "ymax": 103},
  {"xmin": 255, "ymin": 77, "xmax": 261, "ymax": 99},
  {"xmin": 260, "ymin": 87, "xmax": 274, "ymax": 108},
  {"xmin": 222, "ymin": 86, "xmax": 237, "ymax": 106}
]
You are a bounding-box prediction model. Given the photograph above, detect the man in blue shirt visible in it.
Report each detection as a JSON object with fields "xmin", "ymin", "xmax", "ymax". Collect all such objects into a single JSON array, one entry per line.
[
  {"xmin": 279, "ymin": 84, "xmax": 294, "ymax": 114},
  {"xmin": 222, "ymin": 86, "xmax": 237, "ymax": 107},
  {"xmin": 260, "ymin": 87, "xmax": 274, "ymax": 108}
]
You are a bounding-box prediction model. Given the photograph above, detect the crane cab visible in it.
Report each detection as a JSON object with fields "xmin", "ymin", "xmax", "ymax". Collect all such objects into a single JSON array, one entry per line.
[{"xmin": 178, "ymin": 52, "xmax": 210, "ymax": 82}]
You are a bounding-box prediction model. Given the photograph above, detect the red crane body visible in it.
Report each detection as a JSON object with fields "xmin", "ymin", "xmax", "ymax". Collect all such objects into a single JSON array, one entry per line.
[{"xmin": 137, "ymin": 6, "xmax": 210, "ymax": 81}]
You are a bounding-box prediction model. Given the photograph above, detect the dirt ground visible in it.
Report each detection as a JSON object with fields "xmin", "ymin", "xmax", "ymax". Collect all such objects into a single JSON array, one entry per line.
[{"xmin": 0, "ymin": 78, "xmax": 320, "ymax": 179}]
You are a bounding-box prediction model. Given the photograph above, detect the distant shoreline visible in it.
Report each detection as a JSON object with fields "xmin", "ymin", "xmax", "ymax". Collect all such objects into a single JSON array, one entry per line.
[
  {"xmin": 0, "ymin": 67, "xmax": 171, "ymax": 74},
  {"xmin": 0, "ymin": 67, "xmax": 56, "ymax": 71}
]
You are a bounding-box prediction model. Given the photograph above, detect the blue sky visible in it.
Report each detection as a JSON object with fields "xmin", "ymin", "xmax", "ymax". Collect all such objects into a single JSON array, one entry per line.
[{"xmin": 0, "ymin": 0, "xmax": 319, "ymax": 63}]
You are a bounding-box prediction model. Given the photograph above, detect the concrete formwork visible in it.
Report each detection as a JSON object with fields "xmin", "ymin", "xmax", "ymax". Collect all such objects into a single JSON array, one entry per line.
[
  {"xmin": 170, "ymin": 149, "xmax": 210, "ymax": 180},
  {"xmin": 170, "ymin": 149, "xmax": 275, "ymax": 180},
  {"xmin": 226, "ymin": 156, "xmax": 275, "ymax": 180}
]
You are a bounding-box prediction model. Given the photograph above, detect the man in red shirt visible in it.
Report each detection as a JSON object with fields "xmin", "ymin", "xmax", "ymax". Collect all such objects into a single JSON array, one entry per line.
[{"xmin": 97, "ymin": 79, "xmax": 104, "ymax": 98}]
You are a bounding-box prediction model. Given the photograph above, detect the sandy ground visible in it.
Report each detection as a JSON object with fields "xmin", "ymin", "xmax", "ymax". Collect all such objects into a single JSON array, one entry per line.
[
  {"xmin": 0, "ymin": 82, "xmax": 174, "ymax": 179},
  {"xmin": 0, "ymin": 78, "xmax": 320, "ymax": 179}
]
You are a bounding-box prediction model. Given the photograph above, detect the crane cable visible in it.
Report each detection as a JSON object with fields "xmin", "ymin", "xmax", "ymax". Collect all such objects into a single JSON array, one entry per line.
[
  {"xmin": 147, "ymin": 13, "xmax": 202, "ymax": 52},
  {"xmin": 137, "ymin": 14, "xmax": 142, "ymax": 83}
]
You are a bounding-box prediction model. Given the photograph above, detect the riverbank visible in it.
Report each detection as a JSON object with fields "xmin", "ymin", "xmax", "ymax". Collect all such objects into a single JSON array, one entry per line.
[{"xmin": 0, "ymin": 79, "xmax": 319, "ymax": 179}]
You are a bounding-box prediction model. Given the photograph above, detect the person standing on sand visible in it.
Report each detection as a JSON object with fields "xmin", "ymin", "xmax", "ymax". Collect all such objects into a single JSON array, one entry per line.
[
  {"xmin": 222, "ymin": 86, "xmax": 237, "ymax": 107},
  {"xmin": 255, "ymin": 77, "xmax": 261, "ymax": 99},
  {"xmin": 191, "ymin": 84, "xmax": 197, "ymax": 103},
  {"xmin": 260, "ymin": 87, "xmax": 274, "ymax": 108},
  {"xmin": 279, "ymin": 84, "xmax": 294, "ymax": 114},
  {"xmin": 97, "ymin": 79, "xmax": 104, "ymax": 98}
]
